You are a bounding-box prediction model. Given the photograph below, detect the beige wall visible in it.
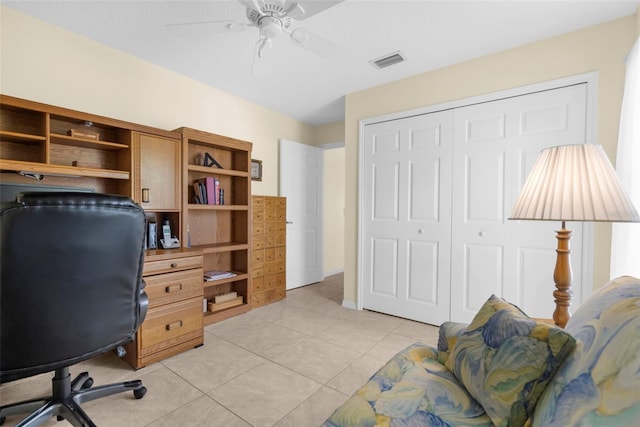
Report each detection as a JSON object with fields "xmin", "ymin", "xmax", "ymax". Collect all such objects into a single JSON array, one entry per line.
[
  {"xmin": 0, "ymin": 6, "xmax": 315, "ymax": 196},
  {"xmin": 323, "ymin": 146, "xmax": 345, "ymax": 275},
  {"xmin": 314, "ymin": 121, "xmax": 345, "ymax": 146},
  {"xmin": 343, "ymin": 14, "xmax": 638, "ymax": 305},
  {"xmin": 316, "ymin": 121, "xmax": 346, "ymax": 276}
]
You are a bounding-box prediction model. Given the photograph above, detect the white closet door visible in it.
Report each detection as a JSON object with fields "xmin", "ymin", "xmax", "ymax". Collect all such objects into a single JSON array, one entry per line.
[
  {"xmin": 361, "ymin": 111, "xmax": 453, "ymax": 324},
  {"xmin": 450, "ymin": 84, "xmax": 588, "ymax": 322}
]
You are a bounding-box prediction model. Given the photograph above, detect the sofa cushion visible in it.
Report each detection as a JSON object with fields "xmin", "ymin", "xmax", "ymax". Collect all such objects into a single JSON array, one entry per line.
[
  {"xmin": 438, "ymin": 321, "xmax": 469, "ymax": 364},
  {"xmin": 529, "ymin": 276, "xmax": 640, "ymax": 426},
  {"xmin": 322, "ymin": 343, "xmax": 493, "ymax": 427},
  {"xmin": 446, "ymin": 295, "xmax": 576, "ymax": 427}
]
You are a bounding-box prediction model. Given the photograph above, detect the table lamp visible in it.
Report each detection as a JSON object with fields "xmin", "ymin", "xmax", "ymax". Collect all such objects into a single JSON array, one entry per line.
[{"xmin": 509, "ymin": 144, "xmax": 640, "ymax": 328}]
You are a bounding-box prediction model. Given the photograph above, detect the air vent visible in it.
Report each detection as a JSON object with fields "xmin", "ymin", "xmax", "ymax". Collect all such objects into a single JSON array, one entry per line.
[{"xmin": 370, "ymin": 51, "xmax": 406, "ymax": 69}]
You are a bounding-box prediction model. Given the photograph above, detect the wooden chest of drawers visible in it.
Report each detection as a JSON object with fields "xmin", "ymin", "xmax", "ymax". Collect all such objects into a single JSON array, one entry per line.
[
  {"xmin": 251, "ymin": 196, "xmax": 286, "ymax": 307},
  {"xmin": 123, "ymin": 248, "xmax": 204, "ymax": 369}
]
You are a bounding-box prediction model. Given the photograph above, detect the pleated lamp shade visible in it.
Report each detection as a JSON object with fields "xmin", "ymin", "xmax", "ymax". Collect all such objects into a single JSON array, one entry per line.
[{"xmin": 510, "ymin": 144, "xmax": 640, "ymax": 222}]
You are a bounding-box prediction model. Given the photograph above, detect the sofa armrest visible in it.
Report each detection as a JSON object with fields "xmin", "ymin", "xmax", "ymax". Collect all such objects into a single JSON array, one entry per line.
[{"xmin": 437, "ymin": 321, "xmax": 469, "ymax": 364}]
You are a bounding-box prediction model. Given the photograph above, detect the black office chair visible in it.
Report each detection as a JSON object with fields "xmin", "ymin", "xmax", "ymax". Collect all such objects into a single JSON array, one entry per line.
[{"xmin": 0, "ymin": 192, "xmax": 149, "ymax": 427}]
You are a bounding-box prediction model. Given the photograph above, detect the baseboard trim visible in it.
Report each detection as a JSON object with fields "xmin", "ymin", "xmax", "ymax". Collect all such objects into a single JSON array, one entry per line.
[{"xmin": 342, "ymin": 300, "xmax": 357, "ymax": 310}]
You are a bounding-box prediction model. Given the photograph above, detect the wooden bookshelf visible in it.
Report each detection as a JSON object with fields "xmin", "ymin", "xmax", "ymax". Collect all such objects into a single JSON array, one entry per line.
[{"xmin": 176, "ymin": 127, "xmax": 252, "ymax": 325}]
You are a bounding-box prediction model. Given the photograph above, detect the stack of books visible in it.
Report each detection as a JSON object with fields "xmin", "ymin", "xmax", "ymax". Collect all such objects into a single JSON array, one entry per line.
[
  {"xmin": 192, "ymin": 177, "xmax": 224, "ymax": 205},
  {"xmin": 203, "ymin": 270, "xmax": 237, "ymax": 281}
]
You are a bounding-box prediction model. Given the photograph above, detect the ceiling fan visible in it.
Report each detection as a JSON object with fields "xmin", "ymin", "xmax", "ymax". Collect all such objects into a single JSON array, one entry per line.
[{"xmin": 166, "ymin": 0, "xmax": 345, "ymax": 74}]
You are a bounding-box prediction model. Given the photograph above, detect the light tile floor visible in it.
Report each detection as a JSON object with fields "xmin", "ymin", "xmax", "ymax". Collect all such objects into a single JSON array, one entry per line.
[{"xmin": 0, "ymin": 273, "xmax": 439, "ymax": 426}]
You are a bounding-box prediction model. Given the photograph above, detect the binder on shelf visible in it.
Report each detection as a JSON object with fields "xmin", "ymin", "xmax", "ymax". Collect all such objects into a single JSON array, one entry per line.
[
  {"xmin": 205, "ymin": 176, "xmax": 215, "ymax": 205},
  {"xmin": 200, "ymin": 179, "xmax": 207, "ymax": 204}
]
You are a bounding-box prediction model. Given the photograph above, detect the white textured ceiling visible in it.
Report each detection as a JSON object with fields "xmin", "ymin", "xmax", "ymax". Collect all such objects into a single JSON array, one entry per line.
[{"xmin": 4, "ymin": 0, "xmax": 640, "ymax": 126}]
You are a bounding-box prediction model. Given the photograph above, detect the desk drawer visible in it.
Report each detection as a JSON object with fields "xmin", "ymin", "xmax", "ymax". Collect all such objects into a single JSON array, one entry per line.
[
  {"xmin": 144, "ymin": 255, "xmax": 203, "ymax": 275},
  {"xmin": 140, "ymin": 298, "xmax": 203, "ymax": 356},
  {"xmin": 145, "ymin": 268, "xmax": 203, "ymax": 308}
]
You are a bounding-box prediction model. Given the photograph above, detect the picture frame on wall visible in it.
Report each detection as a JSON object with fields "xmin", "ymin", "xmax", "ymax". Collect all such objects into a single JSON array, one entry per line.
[{"xmin": 251, "ymin": 159, "xmax": 262, "ymax": 181}]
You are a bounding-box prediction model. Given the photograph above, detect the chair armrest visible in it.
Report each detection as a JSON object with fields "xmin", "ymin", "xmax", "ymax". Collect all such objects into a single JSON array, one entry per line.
[
  {"xmin": 137, "ymin": 279, "xmax": 148, "ymax": 329},
  {"xmin": 437, "ymin": 321, "xmax": 469, "ymax": 364}
]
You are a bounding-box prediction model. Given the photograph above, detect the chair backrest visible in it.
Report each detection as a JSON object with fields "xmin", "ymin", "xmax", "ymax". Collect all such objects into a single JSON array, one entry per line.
[{"xmin": 1, "ymin": 192, "xmax": 146, "ymax": 383}]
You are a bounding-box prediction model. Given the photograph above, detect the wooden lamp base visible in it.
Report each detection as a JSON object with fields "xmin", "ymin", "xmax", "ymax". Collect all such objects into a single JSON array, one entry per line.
[{"xmin": 552, "ymin": 221, "xmax": 573, "ymax": 328}]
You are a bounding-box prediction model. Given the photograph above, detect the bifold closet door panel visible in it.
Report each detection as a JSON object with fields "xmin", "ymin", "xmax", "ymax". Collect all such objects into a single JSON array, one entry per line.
[
  {"xmin": 361, "ymin": 111, "xmax": 454, "ymax": 325},
  {"xmin": 450, "ymin": 83, "xmax": 588, "ymax": 323}
]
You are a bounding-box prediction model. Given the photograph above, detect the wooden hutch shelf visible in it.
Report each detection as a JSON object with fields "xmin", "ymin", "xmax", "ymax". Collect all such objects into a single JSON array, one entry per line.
[{"xmin": 0, "ymin": 159, "xmax": 130, "ymax": 180}]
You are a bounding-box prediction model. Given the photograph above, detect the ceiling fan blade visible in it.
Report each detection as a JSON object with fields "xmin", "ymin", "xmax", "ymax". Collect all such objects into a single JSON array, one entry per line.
[
  {"xmin": 239, "ymin": 0, "xmax": 265, "ymax": 13},
  {"xmin": 286, "ymin": 0, "xmax": 344, "ymax": 21},
  {"xmin": 288, "ymin": 27, "xmax": 352, "ymax": 62},
  {"xmin": 165, "ymin": 20, "xmax": 248, "ymax": 37}
]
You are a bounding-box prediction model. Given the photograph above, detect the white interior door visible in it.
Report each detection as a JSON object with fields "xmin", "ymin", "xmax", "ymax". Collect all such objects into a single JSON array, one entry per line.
[
  {"xmin": 279, "ymin": 139, "xmax": 323, "ymax": 289},
  {"xmin": 361, "ymin": 111, "xmax": 453, "ymax": 324}
]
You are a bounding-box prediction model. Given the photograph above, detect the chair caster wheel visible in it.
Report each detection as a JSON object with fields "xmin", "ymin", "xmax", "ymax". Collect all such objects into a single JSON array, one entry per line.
[
  {"xmin": 0, "ymin": 416, "xmax": 6, "ymax": 425},
  {"xmin": 82, "ymin": 377, "xmax": 94, "ymax": 389},
  {"xmin": 134, "ymin": 386, "xmax": 147, "ymax": 399}
]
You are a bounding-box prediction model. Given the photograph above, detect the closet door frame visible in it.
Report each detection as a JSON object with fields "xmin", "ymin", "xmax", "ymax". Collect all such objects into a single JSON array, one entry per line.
[{"xmin": 357, "ymin": 71, "xmax": 598, "ymax": 313}]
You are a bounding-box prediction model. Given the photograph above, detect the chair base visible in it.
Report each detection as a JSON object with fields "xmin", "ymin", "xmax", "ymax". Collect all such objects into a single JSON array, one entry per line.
[{"xmin": 0, "ymin": 366, "xmax": 146, "ymax": 427}]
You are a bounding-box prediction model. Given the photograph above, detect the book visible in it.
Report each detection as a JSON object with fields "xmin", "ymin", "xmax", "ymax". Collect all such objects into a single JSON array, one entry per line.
[
  {"xmin": 205, "ymin": 176, "xmax": 215, "ymax": 205},
  {"xmin": 192, "ymin": 181, "xmax": 202, "ymax": 204},
  {"xmin": 203, "ymin": 270, "xmax": 237, "ymax": 281},
  {"xmin": 200, "ymin": 179, "xmax": 207, "ymax": 204}
]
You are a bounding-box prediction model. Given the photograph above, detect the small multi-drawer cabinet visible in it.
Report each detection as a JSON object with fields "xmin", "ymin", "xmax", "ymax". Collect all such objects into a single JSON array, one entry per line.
[
  {"xmin": 251, "ymin": 196, "xmax": 286, "ymax": 307},
  {"xmin": 123, "ymin": 248, "xmax": 204, "ymax": 369}
]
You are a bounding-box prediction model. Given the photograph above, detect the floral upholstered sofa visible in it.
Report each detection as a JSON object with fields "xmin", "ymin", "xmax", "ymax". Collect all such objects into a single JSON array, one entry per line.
[{"xmin": 322, "ymin": 276, "xmax": 640, "ymax": 427}]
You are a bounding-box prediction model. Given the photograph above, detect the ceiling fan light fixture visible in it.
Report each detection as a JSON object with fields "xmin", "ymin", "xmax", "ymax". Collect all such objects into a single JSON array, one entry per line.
[
  {"xmin": 259, "ymin": 16, "xmax": 284, "ymax": 38},
  {"xmin": 370, "ymin": 51, "xmax": 406, "ymax": 69}
]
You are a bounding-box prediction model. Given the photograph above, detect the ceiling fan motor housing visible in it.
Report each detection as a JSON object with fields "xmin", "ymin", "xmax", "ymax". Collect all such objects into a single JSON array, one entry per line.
[{"xmin": 247, "ymin": 1, "xmax": 292, "ymax": 38}]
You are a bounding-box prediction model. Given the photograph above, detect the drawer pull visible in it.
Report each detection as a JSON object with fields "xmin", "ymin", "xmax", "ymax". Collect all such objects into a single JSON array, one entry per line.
[
  {"xmin": 166, "ymin": 320, "xmax": 183, "ymax": 331},
  {"xmin": 170, "ymin": 263, "xmax": 178, "ymax": 268},
  {"xmin": 165, "ymin": 283, "xmax": 183, "ymax": 293}
]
